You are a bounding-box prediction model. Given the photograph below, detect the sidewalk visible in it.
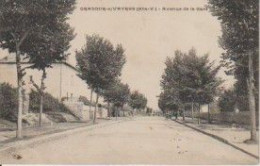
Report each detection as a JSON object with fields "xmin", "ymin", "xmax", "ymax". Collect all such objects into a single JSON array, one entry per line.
[
  {"xmin": 174, "ymin": 117, "xmax": 259, "ymax": 158},
  {"xmin": 0, "ymin": 117, "xmax": 122, "ymax": 146},
  {"xmin": 0, "ymin": 117, "xmax": 133, "ymax": 156}
]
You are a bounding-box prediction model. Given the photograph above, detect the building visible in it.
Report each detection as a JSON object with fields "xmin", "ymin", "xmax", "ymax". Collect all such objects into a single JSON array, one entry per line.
[{"xmin": 0, "ymin": 55, "xmax": 108, "ymax": 119}]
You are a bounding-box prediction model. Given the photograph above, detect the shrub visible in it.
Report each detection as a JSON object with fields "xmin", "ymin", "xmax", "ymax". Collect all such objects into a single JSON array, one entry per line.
[
  {"xmin": 0, "ymin": 83, "xmax": 18, "ymax": 122},
  {"xmin": 78, "ymin": 95, "xmax": 95, "ymax": 106},
  {"xmin": 29, "ymin": 90, "xmax": 73, "ymax": 115},
  {"xmin": 218, "ymin": 90, "xmax": 236, "ymax": 112}
]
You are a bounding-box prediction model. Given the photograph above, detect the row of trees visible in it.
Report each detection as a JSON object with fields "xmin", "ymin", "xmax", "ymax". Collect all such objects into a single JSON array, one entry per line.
[
  {"xmin": 0, "ymin": 0, "xmax": 76, "ymax": 138},
  {"xmin": 76, "ymin": 34, "xmax": 148, "ymax": 123},
  {"xmin": 159, "ymin": 0, "xmax": 258, "ymax": 143},
  {"xmin": 159, "ymin": 48, "xmax": 222, "ymax": 124},
  {"xmin": 208, "ymin": 0, "xmax": 259, "ymax": 142},
  {"xmin": 0, "ymin": 1, "xmax": 149, "ymax": 138}
]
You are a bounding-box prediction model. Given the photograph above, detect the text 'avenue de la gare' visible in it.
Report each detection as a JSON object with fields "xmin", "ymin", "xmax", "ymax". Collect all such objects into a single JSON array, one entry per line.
[{"xmin": 80, "ymin": 6, "xmax": 208, "ymax": 12}]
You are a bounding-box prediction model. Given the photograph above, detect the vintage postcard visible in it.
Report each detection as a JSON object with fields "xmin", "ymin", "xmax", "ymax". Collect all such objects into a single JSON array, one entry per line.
[{"xmin": 0, "ymin": 0, "xmax": 259, "ymax": 165}]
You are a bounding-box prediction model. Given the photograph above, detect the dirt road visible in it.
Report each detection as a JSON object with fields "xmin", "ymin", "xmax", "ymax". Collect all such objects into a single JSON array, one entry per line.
[{"xmin": 0, "ymin": 117, "xmax": 258, "ymax": 164}]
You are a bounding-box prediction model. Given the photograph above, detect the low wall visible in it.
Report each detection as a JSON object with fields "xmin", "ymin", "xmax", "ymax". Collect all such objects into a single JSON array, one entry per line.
[
  {"xmin": 82, "ymin": 106, "xmax": 108, "ymax": 120},
  {"xmin": 64, "ymin": 101, "xmax": 109, "ymax": 120},
  {"xmin": 63, "ymin": 101, "xmax": 84, "ymax": 120},
  {"xmin": 97, "ymin": 108, "xmax": 108, "ymax": 119},
  {"xmin": 82, "ymin": 106, "xmax": 91, "ymax": 120}
]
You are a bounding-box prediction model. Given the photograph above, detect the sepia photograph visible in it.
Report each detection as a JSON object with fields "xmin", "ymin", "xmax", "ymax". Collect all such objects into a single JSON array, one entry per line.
[{"xmin": 0, "ymin": 0, "xmax": 259, "ymax": 165}]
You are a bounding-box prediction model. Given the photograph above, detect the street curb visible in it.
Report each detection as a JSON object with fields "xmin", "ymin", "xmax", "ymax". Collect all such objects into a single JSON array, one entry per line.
[
  {"xmin": 0, "ymin": 119, "xmax": 131, "ymax": 156},
  {"xmin": 173, "ymin": 119, "xmax": 259, "ymax": 160}
]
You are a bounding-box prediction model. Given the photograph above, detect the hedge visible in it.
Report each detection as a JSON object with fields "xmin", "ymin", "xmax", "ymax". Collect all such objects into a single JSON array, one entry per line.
[
  {"xmin": 29, "ymin": 90, "xmax": 73, "ymax": 115},
  {"xmin": 0, "ymin": 83, "xmax": 18, "ymax": 122}
]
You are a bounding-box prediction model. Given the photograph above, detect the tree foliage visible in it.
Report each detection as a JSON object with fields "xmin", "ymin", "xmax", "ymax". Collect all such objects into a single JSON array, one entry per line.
[
  {"xmin": 103, "ymin": 81, "xmax": 130, "ymax": 108},
  {"xmin": 76, "ymin": 34, "xmax": 126, "ymax": 94},
  {"xmin": 129, "ymin": 91, "xmax": 147, "ymax": 110},
  {"xmin": 78, "ymin": 96, "xmax": 94, "ymax": 106},
  {"xmin": 158, "ymin": 90, "xmax": 178, "ymax": 114},
  {"xmin": 218, "ymin": 89, "xmax": 237, "ymax": 112},
  {"xmin": 159, "ymin": 48, "xmax": 222, "ymax": 113},
  {"xmin": 208, "ymin": 0, "xmax": 259, "ymax": 111},
  {"xmin": 0, "ymin": 0, "xmax": 76, "ymax": 56},
  {"xmin": 25, "ymin": 23, "xmax": 74, "ymax": 70}
]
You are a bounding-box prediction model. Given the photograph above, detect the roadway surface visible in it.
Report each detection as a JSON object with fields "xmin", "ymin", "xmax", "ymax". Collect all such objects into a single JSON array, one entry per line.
[{"xmin": 0, "ymin": 117, "xmax": 258, "ymax": 164}]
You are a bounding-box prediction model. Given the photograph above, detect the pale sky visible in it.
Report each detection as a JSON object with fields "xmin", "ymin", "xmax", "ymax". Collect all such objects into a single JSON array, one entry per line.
[
  {"xmin": 67, "ymin": 0, "xmax": 234, "ymax": 110},
  {"xmin": 0, "ymin": 0, "xmax": 235, "ymax": 110}
]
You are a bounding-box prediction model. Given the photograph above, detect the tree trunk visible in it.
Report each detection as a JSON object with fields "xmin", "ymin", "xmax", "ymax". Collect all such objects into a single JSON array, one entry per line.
[
  {"xmin": 14, "ymin": 31, "xmax": 30, "ymax": 139},
  {"xmin": 208, "ymin": 103, "xmax": 211, "ymax": 124},
  {"xmin": 16, "ymin": 49, "xmax": 23, "ymax": 139},
  {"xmin": 191, "ymin": 102, "xmax": 194, "ymax": 120},
  {"xmin": 247, "ymin": 52, "xmax": 257, "ymax": 142},
  {"xmin": 198, "ymin": 103, "xmax": 201, "ymax": 125},
  {"xmin": 39, "ymin": 70, "xmax": 46, "ymax": 127},
  {"xmin": 39, "ymin": 95, "xmax": 43, "ymax": 127},
  {"xmin": 182, "ymin": 105, "xmax": 185, "ymax": 121},
  {"xmin": 89, "ymin": 89, "xmax": 93, "ymax": 112},
  {"xmin": 116, "ymin": 107, "xmax": 118, "ymax": 120},
  {"xmin": 93, "ymin": 93, "xmax": 99, "ymax": 124},
  {"xmin": 122, "ymin": 106, "xmax": 125, "ymax": 117},
  {"xmin": 107, "ymin": 102, "xmax": 110, "ymax": 118},
  {"xmin": 59, "ymin": 62, "xmax": 62, "ymax": 101}
]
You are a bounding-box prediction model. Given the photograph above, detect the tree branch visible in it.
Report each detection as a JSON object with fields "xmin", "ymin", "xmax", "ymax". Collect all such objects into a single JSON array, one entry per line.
[
  {"xmin": 29, "ymin": 75, "xmax": 41, "ymax": 93},
  {"xmin": 21, "ymin": 65, "xmax": 34, "ymax": 72},
  {"xmin": 17, "ymin": 29, "xmax": 30, "ymax": 48}
]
